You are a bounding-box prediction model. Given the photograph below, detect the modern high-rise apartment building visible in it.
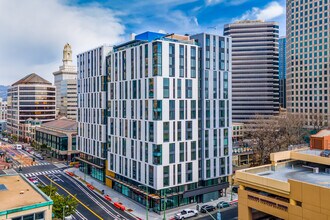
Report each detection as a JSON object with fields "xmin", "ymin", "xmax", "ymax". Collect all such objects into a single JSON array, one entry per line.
[
  {"xmin": 0, "ymin": 98, "xmax": 7, "ymax": 132},
  {"xmin": 104, "ymin": 32, "xmax": 232, "ymax": 212},
  {"xmin": 53, "ymin": 43, "xmax": 77, "ymax": 120},
  {"xmin": 286, "ymin": 0, "xmax": 330, "ymax": 127},
  {"xmin": 76, "ymin": 45, "xmax": 112, "ymax": 182},
  {"xmin": 190, "ymin": 33, "xmax": 232, "ymax": 199},
  {"xmin": 279, "ymin": 37, "xmax": 286, "ymax": 108},
  {"xmin": 0, "ymin": 98, "xmax": 7, "ymax": 121},
  {"xmin": 7, "ymin": 73, "xmax": 56, "ymax": 141},
  {"xmin": 224, "ymin": 20, "xmax": 279, "ymax": 122}
]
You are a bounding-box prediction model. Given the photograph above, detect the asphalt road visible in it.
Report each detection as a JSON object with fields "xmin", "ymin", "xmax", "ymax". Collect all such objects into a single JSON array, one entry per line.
[
  {"xmin": 194, "ymin": 205, "xmax": 238, "ymax": 220},
  {"xmin": 37, "ymin": 173, "xmax": 135, "ymax": 220},
  {"xmin": 15, "ymin": 164, "xmax": 58, "ymax": 174}
]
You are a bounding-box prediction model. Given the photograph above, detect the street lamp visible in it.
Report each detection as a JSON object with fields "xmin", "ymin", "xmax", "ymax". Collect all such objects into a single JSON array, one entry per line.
[
  {"xmin": 62, "ymin": 205, "xmax": 69, "ymax": 220},
  {"xmin": 138, "ymin": 184, "xmax": 149, "ymax": 220}
]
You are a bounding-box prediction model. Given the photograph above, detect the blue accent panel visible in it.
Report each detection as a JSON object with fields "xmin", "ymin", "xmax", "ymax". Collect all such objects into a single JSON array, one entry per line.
[{"xmin": 135, "ymin": 32, "xmax": 166, "ymax": 42}]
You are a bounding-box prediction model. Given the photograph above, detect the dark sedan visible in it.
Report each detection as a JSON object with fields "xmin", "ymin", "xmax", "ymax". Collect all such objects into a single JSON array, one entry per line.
[{"xmin": 200, "ymin": 204, "xmax": 216, "ymax": 213}]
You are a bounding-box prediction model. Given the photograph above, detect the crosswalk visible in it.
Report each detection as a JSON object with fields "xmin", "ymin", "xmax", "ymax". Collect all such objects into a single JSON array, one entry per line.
[
  {"xmin": 24, "ymin": 169, "xmax": 62, "ymax": 177},
  {"xmin": 13, "ymin": 162, "xmax": 50, "ymax": 169}
]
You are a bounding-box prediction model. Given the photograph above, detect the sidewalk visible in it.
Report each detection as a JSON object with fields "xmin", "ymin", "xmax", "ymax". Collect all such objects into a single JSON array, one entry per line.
[{"xmin": 66, "ymin": 167, "xmax": 238, "ymax": 220}]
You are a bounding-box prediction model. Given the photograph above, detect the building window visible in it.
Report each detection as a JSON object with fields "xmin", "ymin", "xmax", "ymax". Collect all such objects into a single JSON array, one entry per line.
[
  {"xmin": 191, "ymin": 141, "xmax": 196, "ymax": 160},
  {"xmin": 223, "ymin": 72, "xmax": 228, "ymax": 99},
  {"xmin": 191, "ymin": 47, "xmax": 196, "ymax": 78},
  {"xmin": 153, "ymin": 144, "xmax": 162, "ymax": 165},
  {"xmin": 145, "ymin": 100, "xmax": 148, "ymax": 120},
  {"xmin": 163, "ymin": 78, "xmax": 170, "ymax": 98},
  {"xmin": 179, "ymin": 45, "xmax": 184, "ymax": 77},
  {"xmin": 177, "ymin": 164, "xmax": 182, "ymax": 184},
  {"xmin": 169, "ymin": 43, "xmax": 175, "ymax": 77},
  {"xmin": 163, "ymin": 166, "xmax": 169, "ymax": 187},
  {"xmin": 191, "ymin": 100, "xmax": 196, "ymax": 119},
  {"xmin": 179, "ymin": 142, "xmax": 184, "ymax": 162},
  {"xmin": 177, "ymin": 121, "xmax": 182, "ymax": 141},
  {"xmin": 185, "ymin": 79, "xmax": 192, "ymax": 99},
  {"xmin": 149, "ymin": 122, "xmax": 154, "ymax": 142},
  {"xmin": 149, "ymin": 78, "xmax": 154, "ymax": 98},
  {"xmin": 169, "ymin": 100, "xmax": 175, "ymax": 120},
  {"xmin": 145, "ymin": 45, "xmax": 149, "ymax": 77},
  {"xmin": 177, "ymin": 79, "xmax": 182, "ymax": 98},
  {"xmin": 153, "ymin": 100, "xmax": 162, "ymax": 120},
  {"xmin": 179, "ymin": 100, "xmax": 184, "ymax": 119},
  {"xmin": 163, "ymin": 122, "xmax": 170, "ymax": 142},
  {"xmin": 186, "ymin": 121, "xmax": 192, "ymax": 140},
  {"xmin": 186, "ymin": 162, "xmax": 193, "ymax": 182},
  {"xmin": 169, "ymin": 143, "xmax": 175, "ymax": 163},
  {"xmin": 145, "ymin": 143, "xmax": 148, "ymax": 163},
  {"xmin": 153, "ymin": 42, "xmax": 162, "ymax": 76},
  {"xmin": 149, "ymin": 165, "xmax": 154, "ymax": 186}
]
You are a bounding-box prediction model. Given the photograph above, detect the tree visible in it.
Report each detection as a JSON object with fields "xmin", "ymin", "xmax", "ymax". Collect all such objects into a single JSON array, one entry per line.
[
  {"xmin": 39, "ymin": 184, "xmax": 57, "ymax": 197},
  {"xmin": 38, "ymin": 185, "xmax": 78, "ymax": 219},
  {"xmin": 52, "ymin": 194, "xmax": 78, "ymax": 219},
  {"xmin": 12, "ymin": 134, "xmax": 18, "ymax": 142},
  {"xmin": 244, "ymin": 114, "xmax": 307, "ymax": 166}
]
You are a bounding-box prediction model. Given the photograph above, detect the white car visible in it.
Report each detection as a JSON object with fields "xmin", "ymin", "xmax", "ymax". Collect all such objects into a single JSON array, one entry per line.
[{"xmin": 175, "ymin": 209, "xmax": 198, "ymax": 219}]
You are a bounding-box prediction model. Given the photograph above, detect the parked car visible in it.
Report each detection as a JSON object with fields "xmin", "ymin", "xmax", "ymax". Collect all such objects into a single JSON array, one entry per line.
[
  {"xmin": 15, "ymin": 144, "xmax": 22, "ymax": 150},
  {"xmin": 320, "ymin": 150, "xmax": 330, "ymax": 158},
  {"xmin": 28, "ymin": 176, "xmax": 39, "ymax": 185},
  {"xmin": 217, "ymin": 201, "xmax": 230, "ymax": 209},
  {"xmin": 232, "ymin": 186, "xmax": 239, "ymax": 193},
  {"xmin": 200, "ymin": 204, "xmax": 216, "ymax": 213},
  {"xmin": 175, "ymin": 209, "xmax": 198, "ymax": 219},
  {"xmin": 35, "ymin": 153, "xmax": 44, "ymax": 160}
]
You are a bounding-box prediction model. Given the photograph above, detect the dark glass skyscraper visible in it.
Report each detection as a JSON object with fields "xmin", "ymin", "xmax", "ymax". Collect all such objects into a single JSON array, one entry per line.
[
  {"xmin": 279, "ymin": 37, "xmax": 286, "ymax": 108},
  {"xmin": 224, "ymin": 20, "xmax": 280, "ymax": 122}
]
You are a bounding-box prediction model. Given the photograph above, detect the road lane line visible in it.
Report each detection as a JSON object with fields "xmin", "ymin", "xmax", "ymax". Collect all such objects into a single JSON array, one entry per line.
[
  {"xmin": 44, "ymin": 175, "xmax": 103, "ymax": 220},
  {"xmin": 61, "ymin": 175, "xmax": 118, "ymax": 219},
  {"xmin": 36, "ymin": 176, "xmax": 89, "ymax": 220},
  {"xmin": 62, "ymin": 174, "xmax": 129, "ymax": 219}
]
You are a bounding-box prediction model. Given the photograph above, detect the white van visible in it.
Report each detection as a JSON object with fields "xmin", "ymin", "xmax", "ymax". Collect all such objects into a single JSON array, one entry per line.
[{"xmin": 15, "ymin": 144, "xmax": 22, "ymax": 150}]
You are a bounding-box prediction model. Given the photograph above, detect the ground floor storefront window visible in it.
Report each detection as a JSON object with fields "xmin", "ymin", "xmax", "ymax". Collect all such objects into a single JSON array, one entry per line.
[
  {"xmin": 111, "ymin": 180, "xmax": 198, "ymax": 213},
  {"xmin": 79, "ymin": 161, "xmax": 105, "ymax": 182}
]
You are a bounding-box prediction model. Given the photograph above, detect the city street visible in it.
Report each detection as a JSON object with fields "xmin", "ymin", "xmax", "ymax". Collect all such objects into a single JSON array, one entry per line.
[
  {"xmin": 193, "ymin": 205, "xmax": 238, "ymax": 220},
  {"xmin": 37, "ymin": 172, "xmax": 135, "ymax": 220}
]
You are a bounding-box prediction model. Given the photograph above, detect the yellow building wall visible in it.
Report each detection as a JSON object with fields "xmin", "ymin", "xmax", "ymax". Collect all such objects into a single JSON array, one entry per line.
[
  {"xmin": 105, "ymin": 160, "xmax": 115, "ymax": 188},
  {"xmin": 238, "ymin": 179, "xmax": 330, "ymax": 220}
]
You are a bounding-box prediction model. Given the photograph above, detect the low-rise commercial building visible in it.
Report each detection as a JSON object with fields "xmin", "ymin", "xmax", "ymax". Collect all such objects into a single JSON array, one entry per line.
[
  {"xmin": 0, "ymin": 174, "xmax": 53, "ymax": 220},
  {"xmin": 236, "ymin": 145, "xmax": 330, "ymax": 219},
  {"xmin": 232, "ymin": 122, "xmax": 244, "ymax": 143},
  {"xmin": 20, "ymin": 118, "xmax": 41, "ymax": 143},
  {"xmin": 310, "ymin": 129, "xmax": 330, "ymax": 150},
  {"xmin": 36, "ymin": 118, "xmax": 78, "ymax": 161}
]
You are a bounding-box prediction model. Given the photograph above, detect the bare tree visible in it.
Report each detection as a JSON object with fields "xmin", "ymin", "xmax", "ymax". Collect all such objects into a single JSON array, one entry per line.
[{"xmin": 244, "ymin": 114, "xmax": 307, "ymax": 166}]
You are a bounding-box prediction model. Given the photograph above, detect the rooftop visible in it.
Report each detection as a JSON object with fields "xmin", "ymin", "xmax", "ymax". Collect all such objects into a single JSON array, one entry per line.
[
  {"xmin": 257, "ymin": 162, "xmax": 330, "ymax": 189},
  {"xmin": 236, "ymin": 148, "xmax": 330, "ymax": 194},
  {"xmin": 0, "ymin": 175, "xmax": 52, "ymax": 213},
  {"xmin": 311, "ymin": 129, "xmax": 330, "ymax": 138},
  {"xmin": 40, "ymin": 118, "xmax": 77, "ymax": 132},
  {"xmin": 12, "ymin": 73, "xmax": 52, "ymax": 86},
  {"xmin": 113, "ymin": 31, "xmax": 197, "ymax": 52}
]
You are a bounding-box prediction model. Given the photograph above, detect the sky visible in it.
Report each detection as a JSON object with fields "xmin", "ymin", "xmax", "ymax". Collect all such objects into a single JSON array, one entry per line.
[{"xmin": 0, "ymin": 0, "xmax": 286, "ymax": 85}]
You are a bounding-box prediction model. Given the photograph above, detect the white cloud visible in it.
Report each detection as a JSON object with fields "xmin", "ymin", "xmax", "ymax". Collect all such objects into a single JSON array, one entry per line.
[
  {"xmin": 236, "ymin": 1, "xmax": 284, "ymax": 21},
  {"xmin": 0, "ymin": 0, "xmax": 125, "ymax": 85},
  {"xmin": 205, "ymin": 0, "xmax": 250, "ymax": 6}
]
